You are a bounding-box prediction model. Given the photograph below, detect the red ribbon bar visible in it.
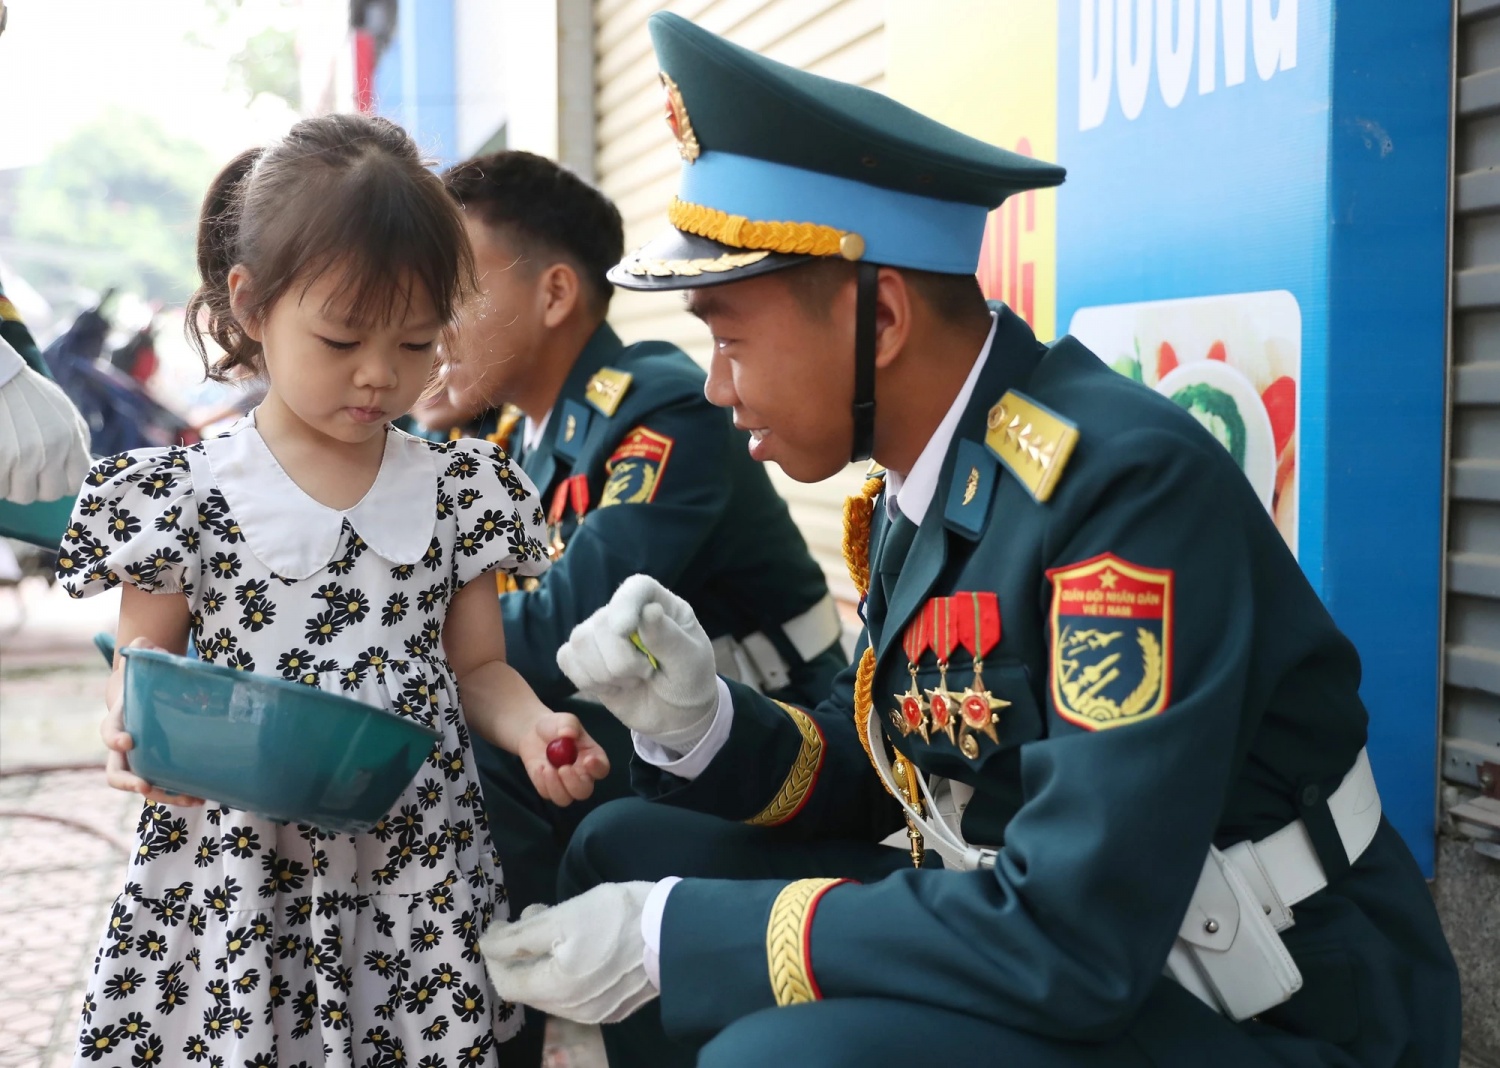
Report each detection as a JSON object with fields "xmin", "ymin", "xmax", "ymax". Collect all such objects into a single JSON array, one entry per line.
[
  {"xmin": 548, "ymin": 480, "xmax": 571, "ymax": 526},
  {"xmin": 901, "ymin": 607, "xmax": 929, "ymax": 665},
  {"xmin": 955, "ymin": 592, "xmax": 1002, "ymax": 661},
  {"xmin": 568, "ymin": 474, "xmax": 590, "ymax": 519},
  {"xmin": 549, "ymin": 475, "xmax": 592, "ymax": 525},
  {"xmin": 927, "ymin": 596, "xmax": 960, "ymax": 664}
]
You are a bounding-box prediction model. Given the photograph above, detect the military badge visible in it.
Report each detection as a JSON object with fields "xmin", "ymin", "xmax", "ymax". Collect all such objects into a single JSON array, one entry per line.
[
  {"xmin": 660, "ymin": 72, "xmax": 700, "ymax": 163},
  {"xmin": 892, "ymin": 609, "xmax": 930, "ymax": 740},
  {"xmin": 545, "ymin": 474, "xmax": 590, "ymax": 559},
  {"xmin": 1047, "ymin": 554, "xmax": 1173, "ymax": 731},
  {"xmin": 554, "ymin": 399, "xmax": 592, "ymax": 462},
  {"xmin": 0, "ymin": 296, "xmax": 20, "ymax": 323},
  {"xmin": 923, "ymin": 597, "xmax": 960, "ymax": 745},
  {"xmin": 955, "ymin": 592, "xmax": 1008, "ymax": 757},
  {"xmin": 599, "ymin": 427, "xmax": 674, "ymax": 508}
]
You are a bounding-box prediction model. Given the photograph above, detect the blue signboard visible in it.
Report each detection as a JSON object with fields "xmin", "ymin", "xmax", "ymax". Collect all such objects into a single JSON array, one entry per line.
[{"xmin": 1051, "ymin": 0, "xmax": 1450, "ymax": 872}]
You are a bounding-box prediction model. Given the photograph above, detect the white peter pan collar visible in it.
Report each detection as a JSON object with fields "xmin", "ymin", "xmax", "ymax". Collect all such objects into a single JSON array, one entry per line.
[{"xmin": 203, "ymin": 416, "xmax": 437, "ymax": 580}]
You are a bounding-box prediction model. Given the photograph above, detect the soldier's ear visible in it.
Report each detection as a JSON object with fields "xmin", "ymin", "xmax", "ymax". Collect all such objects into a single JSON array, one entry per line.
[
  {"xmin": 539, "ymin": 262, "xmax": 581, "ymax": 329},
  {"xmin": 871, "ymin": 266, "xmax": 912, "ymax": 371}
]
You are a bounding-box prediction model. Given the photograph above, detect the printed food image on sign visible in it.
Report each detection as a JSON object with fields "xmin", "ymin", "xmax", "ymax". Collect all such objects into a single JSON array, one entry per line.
[
  {"xmin": 1068, "ymin": 291, "xmax": 1300, "ymax": 554},
  {"xmin": 599, "ymin": 427, "xmax": 674, "ymax": 508},
  {"xmin": 1047, "ymin": 553, "xmax": 1172, "ymax": 732}
]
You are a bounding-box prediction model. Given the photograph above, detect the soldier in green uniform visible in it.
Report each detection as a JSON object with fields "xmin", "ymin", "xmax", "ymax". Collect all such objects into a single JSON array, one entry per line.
[
  {"xmin": 438, "ymin": 151, "xmax": 848, "ymax": 1063},
  {"xmin": 478, "ymin": 14, "xmax": 1463, "ymax": 1068}
]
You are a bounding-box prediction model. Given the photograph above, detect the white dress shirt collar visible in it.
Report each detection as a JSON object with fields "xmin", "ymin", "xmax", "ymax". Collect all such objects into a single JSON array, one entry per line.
[{"xmin": 523, "ymin": 409, "xmax": 552, "ymax": 453}]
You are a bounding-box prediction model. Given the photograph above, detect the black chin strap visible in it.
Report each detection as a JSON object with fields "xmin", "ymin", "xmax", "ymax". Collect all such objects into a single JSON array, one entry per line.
[{"xmin": 850, "ymin": 261, "xmax": 878, "ymax": 463}]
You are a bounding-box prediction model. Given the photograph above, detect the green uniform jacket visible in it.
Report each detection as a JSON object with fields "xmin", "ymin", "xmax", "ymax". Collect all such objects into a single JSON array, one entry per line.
[
  {"xmin": 637, "ymin": 306, "xmax": 1459, "ymax": 1064},
  {"xmin": 499, "ymin": 323, "xmax": 843, "ymax": 707}
]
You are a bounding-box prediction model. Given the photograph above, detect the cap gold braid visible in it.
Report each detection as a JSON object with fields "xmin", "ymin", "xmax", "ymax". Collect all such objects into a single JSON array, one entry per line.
[
  {"xmin": 842, "ymin": 476, "xmax": 895, "ymax": 797},
  {"xmin": 669, "ymin": 197, "xmax": 865, "ymax": 260}
]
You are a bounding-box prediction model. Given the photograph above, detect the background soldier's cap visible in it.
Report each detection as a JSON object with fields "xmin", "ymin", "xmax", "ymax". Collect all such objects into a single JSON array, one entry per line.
[{"xmin": 609, "ymin": 10, "xmax": 1067, "ymax": 292}]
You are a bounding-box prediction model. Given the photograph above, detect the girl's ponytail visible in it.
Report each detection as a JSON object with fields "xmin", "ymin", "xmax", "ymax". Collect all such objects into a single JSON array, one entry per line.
[{"xmin": 185, "ymin": 146, "xmax": 264, "ymax": 382}]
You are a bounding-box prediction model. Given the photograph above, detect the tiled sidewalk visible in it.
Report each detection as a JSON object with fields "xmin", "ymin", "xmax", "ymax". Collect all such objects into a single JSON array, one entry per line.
[
  {"xmin": 0, "ymin": 768, "xmax": 137, "ymax": 1068},
  {"xmin": 0, "ymin": 769, "xmax": 607, "ymax": 1067}
]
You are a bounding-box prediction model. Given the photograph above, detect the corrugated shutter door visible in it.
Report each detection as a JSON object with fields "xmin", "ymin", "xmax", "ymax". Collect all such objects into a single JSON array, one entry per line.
[
  {"xmin": 1447, "ymin": 0, "xmax": 1500, "ymax": 789},
  {"xmin": 594, "ymin": 0, "xmax": 886, "ymax": 602}
]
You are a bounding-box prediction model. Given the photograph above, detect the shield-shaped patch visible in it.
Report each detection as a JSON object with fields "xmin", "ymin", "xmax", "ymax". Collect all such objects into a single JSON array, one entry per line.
[
  {"xmin": 1046, "ymin": 553, "xmax": 1173, "ymax": 731},
  {"xmin": 599, "ymin": 427, "xmax": 674, "ymax": 508}
]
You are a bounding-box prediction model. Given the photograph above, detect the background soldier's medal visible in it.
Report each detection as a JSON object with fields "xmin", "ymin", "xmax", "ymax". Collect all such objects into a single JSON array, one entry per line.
[
  {"xmin": 545, "ymin": 481, "xmax": 571, "ymax": 559},
  {"xmin": 923, "ymin": 597, "xmax": 960, "ymax": 745},
  {"xmin": 892, "ymin": 611, "xmax": 930, "ymax": 740},
  {"xmin": 956, "ymin": 592, "xmax": 1008, "ymax": 758}
]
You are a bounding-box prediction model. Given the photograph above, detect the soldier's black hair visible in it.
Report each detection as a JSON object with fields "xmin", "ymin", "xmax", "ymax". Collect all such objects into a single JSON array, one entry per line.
[
  {"xmin": 442, "ymin": 151, "xmax": 624, "ymax": 315},
  {"xmin": 187, "ymin": 113, "xmax": 473, "ymax": 382}
]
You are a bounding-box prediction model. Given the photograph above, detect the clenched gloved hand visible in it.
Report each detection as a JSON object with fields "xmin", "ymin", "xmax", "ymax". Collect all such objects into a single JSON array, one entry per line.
[
  {"xmin": 0, "ymin": 340, "xmax": 91, "ymax": 505},
  {"xmin": 480, "ymin": 881, "xmax": 656, "ymax": 1025},
  {"xmin": 556, "ymin": 574, "xmax": 718, "ymax": 754}
]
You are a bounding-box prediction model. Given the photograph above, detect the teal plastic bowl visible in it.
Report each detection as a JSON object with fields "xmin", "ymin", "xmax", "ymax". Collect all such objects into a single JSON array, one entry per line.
[
  {"xmin": 0, "ymin": 495, "xmax": 75, "ymax": 548},
  {"xmin": 121, "ymin": 647, "xmax": 441, "ymax": 833}
]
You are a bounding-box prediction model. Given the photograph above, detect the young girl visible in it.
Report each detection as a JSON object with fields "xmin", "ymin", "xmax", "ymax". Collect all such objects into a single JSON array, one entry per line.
[{"xmin": 58, "ymin": 113, "xmax": 608, "ymax": 1068}]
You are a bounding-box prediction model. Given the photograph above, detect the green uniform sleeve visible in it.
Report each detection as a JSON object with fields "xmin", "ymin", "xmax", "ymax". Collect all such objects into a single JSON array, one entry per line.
[
  {"xmin": 659, "ymin": 430, "xmax": 1262, "ymax": 1042},
  {"xmin": 500, "ymin": 398, "xmax": 733, "ymax": 706}
]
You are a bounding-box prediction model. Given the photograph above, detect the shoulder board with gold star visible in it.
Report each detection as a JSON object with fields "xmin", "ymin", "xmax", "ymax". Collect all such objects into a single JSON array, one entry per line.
[
  {"xmin": 585, "ymin": 368, "xmax": 633, "ymax": 417},
  {"xmin": 984, "ymin": 389, "xmax": 1078, "ymax": 503}
]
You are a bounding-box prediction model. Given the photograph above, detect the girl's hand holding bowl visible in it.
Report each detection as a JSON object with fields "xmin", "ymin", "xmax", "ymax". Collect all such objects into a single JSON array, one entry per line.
[{"xmin": 101, "ymin": 637, "xmax": 205, "ymax": 807}]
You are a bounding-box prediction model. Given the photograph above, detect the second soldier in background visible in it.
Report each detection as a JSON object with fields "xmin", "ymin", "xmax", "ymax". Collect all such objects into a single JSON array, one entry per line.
[{"xmin": 425, "ymin": 150, "xmax": 848, "ymax": 1064}]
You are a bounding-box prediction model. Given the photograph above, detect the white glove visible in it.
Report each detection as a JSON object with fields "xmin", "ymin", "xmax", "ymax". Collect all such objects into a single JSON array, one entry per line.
[
  {"xmin": 0, "ymin": 348, "xmax": 92, "ymax": 505},
  {"xmin": 480, "ymin": 881, "xmax": 656, "ymax": 1025},
  {"xmin": 557, "ymin": 574, "xmax": 718, "ymax": 753}
]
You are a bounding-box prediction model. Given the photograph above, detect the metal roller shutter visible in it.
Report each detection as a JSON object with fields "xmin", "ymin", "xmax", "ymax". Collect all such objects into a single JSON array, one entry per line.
[
  {"xmin": 594, "ymin": 0, "xmax": 886, "ymax": 601},
  {"xmin": 1447, "ymin": 0, "xmax": 1500, "ymax": 798}
]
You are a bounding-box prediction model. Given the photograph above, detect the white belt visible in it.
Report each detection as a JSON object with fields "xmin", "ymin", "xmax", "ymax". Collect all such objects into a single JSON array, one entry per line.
[
  {"xmin": 711, "ymin": 593, "xmax": 842, "ymax": 693},
  {"xmin": 867, "ymin": 706, "xmax": 1383, "ymax": 1020}
]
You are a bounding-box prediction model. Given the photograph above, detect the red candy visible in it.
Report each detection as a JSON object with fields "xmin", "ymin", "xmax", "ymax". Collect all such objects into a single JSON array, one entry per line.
[{"xmin": 546, "ymin": 737, "xmax": 578, "ymax": 767}]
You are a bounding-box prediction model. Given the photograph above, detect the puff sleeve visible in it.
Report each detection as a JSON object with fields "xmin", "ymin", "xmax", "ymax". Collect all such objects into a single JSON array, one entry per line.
[
  {"xmin": 440, "ymin": 439, "xmax": 551, "ymax": 590},
  {"xmin": 55, "ymin": 448, "xmax": 200, "ymax": 599}
]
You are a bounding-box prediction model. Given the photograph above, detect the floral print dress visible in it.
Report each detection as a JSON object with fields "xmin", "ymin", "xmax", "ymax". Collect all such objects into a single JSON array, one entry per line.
[{"xmin": 58, "ymin": 419, "xmax": 551, "ymax": 1068}]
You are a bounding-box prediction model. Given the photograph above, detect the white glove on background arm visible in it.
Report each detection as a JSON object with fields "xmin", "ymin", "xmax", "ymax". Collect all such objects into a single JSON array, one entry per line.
[
  {"xmin": 480, "ymin": 881, "xmax": 657, "ymax": 1025},
  {"xmin": 0, "ymin": 342, "xmax": 92, "ymax": 505},
  {"xmin": 556, "ymin": 574, "xmax": 719, "ymax": 754}
]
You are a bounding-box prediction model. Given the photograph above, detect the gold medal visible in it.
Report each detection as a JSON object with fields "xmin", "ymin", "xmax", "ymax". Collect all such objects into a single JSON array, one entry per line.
[
  {"xmin": 956, "ymin": 592, "xmax": 1008, "ymax": 759},
  {"xmin": 891, "ymin": 611, "xmax": 930, "ymax": 741},
  {"xmin": 923, "ymin": 597, "xmax": 960, "ymax": 745}
]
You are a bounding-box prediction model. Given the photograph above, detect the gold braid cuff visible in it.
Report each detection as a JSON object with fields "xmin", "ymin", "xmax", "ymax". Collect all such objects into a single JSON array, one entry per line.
[
  {"xmin": 766, "ymin": 878, "xmax": 851, "ymax": 1006},
  {"xmin": 745, "ymin": 702, "xmax": 825, "ymax": 827},
  {"xmin": 668, "ymin": 197, "xmax": 865, "ymax": 260}
]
